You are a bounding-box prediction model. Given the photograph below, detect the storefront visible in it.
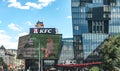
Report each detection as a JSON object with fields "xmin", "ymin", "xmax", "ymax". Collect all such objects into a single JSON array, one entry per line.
[{"xmin": 17, "ymin": 26, "xmax": 62, "ymax": 71}]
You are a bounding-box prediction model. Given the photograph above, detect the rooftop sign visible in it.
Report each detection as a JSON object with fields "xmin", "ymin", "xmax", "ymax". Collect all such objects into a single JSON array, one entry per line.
[{"xmin": 30, "ymin": 28, "xmax": 56, "ymax": 34}]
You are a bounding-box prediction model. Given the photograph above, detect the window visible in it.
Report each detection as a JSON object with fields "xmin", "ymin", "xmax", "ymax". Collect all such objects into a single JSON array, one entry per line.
[
  {"xmin": 80, "ymin": 7, "xmax": 85, "ymax": 12},
  {"xmin": 91, "ymin": 21, "xmax": 105, "ymax": 33},
  {"xmin": 80, "ymin": 2, "xmax": 86, "ymax": 6},
  {"xmin": 87, "ymin": 13, "xmax": 92, "ymax": 18},
  {"xmin": 72, "ymin": 2, "xmax": 80, "ymax": 7},
  {"xmin": 103, "ymin": 13, "xmax": 110, "ymax": 18},
  {"xmin": 117, "ymin": 1, "xmax": 120, "ymax": 6},
  {"xmin": 93, "ymin": 0, "xmax": 102, "ymax": 3},
  {"xmin": 74, "ymin": 26, "xmax": 79, "ymax": 30},
  {"xmin": 88, "ymin": 8, "xmax": 93, "ymax": 12},
  {"xmin": 77, "ymin": 54, "xmax": 81, "ymax": 58},
  {"xmin": 73, "ymin": 19, "xmax": 81, "ymax": 24},
  {"xmin": 72, "ymin": 0, "xmax": 80, "ymax": 2},
  {"xmin": 104, "ymin": 5, "xmax": 110, "ymax": 12},
  {"xmin": 110, "ymin": 2, "xmax": 116, "ymax": 6},
  {"xmin": 79, "ymin": 46, "xmax": 82, "ymax": 50}
]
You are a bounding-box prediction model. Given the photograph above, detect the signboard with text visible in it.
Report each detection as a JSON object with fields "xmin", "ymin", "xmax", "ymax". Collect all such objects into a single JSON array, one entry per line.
[
  {"xmin": 43, "ymin": 59, "xmax": 58, "ymax": 68},
  {"xmin": 30, "ymin": 28, "xmax": 56, "ymax": 34}
]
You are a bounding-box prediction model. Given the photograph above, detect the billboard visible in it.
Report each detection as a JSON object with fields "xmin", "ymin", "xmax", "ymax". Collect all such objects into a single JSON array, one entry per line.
[
  {"xmin": 17, "ymin": 34, "xmax": 62, "ymax": 59},
  {"xmin": 30, "ymin": 28, "xmax": 56, "ymax": 34}
]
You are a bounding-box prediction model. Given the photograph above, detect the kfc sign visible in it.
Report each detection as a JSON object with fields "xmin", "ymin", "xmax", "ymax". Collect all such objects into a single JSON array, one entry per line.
[{"xmin": 30, "ymin": 28, "xmax": 56, "ymax": 34}]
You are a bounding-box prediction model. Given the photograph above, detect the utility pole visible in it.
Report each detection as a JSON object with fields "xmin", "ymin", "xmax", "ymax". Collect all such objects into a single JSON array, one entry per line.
[
  {"xmin": 38, "ymin": 43, "xmax": 40, "ymax": 71},
  {"xmin": 38, "ymin": 41, "xmax": 43, "ymax": 71},
  {"xmin": 40, "ymin": 40, "xmax": 43, "ymax": 71}
]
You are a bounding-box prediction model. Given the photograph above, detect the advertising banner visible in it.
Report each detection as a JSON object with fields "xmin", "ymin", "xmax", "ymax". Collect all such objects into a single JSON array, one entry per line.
[{"xmin": 17, "ymin": 34, "xmax": 62, "ymax": 59}]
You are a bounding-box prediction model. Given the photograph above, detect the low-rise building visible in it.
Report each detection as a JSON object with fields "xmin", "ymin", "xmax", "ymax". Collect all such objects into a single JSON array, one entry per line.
[{"xmin": 0, "ymin": 45, "xmax": 24, "ymax": 70}]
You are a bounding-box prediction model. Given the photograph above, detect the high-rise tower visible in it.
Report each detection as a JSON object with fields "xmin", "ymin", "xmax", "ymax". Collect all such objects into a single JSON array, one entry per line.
[{"xmin": 71, "ymin": 0, "xmax": 120, "ymax": 63}]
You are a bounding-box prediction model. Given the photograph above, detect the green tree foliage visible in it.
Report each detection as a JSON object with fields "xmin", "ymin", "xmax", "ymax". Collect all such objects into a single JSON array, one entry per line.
[
  {"xmin": 101, "ymin": 35, "xmax": 120, "ymax": 71},
  {"xmin": 0, "ymin": 57, "xmax": 8, "ymax": 69},
  {"xmin": 89, "ymin": 66, "xmax": 99, "ymax": 71}
]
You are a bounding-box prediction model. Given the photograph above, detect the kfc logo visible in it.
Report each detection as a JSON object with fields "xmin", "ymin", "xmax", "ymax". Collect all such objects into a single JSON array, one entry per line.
[{"xmin": 34, "ymin": 28, "xmax": 38, "ymax": 33}]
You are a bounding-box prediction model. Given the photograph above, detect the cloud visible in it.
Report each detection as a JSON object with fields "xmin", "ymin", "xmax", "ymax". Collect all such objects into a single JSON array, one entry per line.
[
  {"xmin": 14, "ymin": 32, "xmax": 28, "ymax": 40},
  {"xmin": 66, "ymin": 16, "xmax": 72, "ymax": 19},
  {"xmin": 8, "ymin": 0, "xmax": 55, "ymax": 10},
  {"xmin": 0, "ymin": 30, "xmax": 6, "ymax": 34},
  {"xmin": 25, "ymin": 21, "xmax": 32, "ymax": 26},
  {"xmin": 8, "ymin": 23, "xmax": 22, "ymax": 31},
  {"xmin": 0, "ymin": 30, "xmax": 28, "ymax": 49},
  {"xmin": 0, "ymin": 30, "xmax": 18, "ymax": 49},
  {"xmin": 18, "ymin": 32, "xmax": 28, "ymax": 37}
]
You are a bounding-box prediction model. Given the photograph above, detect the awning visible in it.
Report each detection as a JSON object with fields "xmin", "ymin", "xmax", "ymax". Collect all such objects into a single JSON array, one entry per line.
[{"xmin": 56, "ymin": 62, "xmax": 102, "ymax": 67}]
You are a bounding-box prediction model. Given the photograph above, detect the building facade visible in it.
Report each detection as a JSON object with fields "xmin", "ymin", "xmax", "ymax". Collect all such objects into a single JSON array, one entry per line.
[
  {"xmin": 0, "ymin": 45, "xmax": 8, "ymax": 65},
  {"xmin": 71, "ymin": 0, "xmax": 120, "ymax": 63},
  {"xmin": 0, "ymin": 46, "xmax": 24, "ymax": 70},
  {"xmin": 17, "ymin": 22, "xmax": 62, "ymax": 71},
  {"xmin": 7, "ymin": 49, "xmax": 25, "ymax": 70},
  {"xmin": 58, "ymin": 38, "xmax": 74, "ymax": 64}
]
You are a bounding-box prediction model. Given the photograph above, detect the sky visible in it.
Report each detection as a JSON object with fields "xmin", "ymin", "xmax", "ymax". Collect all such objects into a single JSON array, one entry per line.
[{"xmin": 0, "ymin": 0, "xmax": 72, "ymax": 49}]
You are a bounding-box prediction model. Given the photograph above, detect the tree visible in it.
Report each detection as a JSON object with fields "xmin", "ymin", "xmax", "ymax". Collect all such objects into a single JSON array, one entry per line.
[
  {"xmin": 89, "ymin": 66, "xmax": 99, "ymax": 71},
  {"xmin": 100, "ymin": 35, "xmax": 120, "ymax": 71},
  {"xmin": 0, "ymin": 57, "xmax": 8, "ymax": 70}
]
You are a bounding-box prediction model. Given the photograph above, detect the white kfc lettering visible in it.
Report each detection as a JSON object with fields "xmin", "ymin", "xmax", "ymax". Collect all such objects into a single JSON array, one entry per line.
[
  {"xmin": 48, "ymin": 29, "xmax": 52, "ymax": 33},
  {"xmin": 39, "ymin": 29, "xmax": 44, "ymax": 33},
  {"xmin": 39, "ymin": 29, "xmax": 52, "ymax": 33}
]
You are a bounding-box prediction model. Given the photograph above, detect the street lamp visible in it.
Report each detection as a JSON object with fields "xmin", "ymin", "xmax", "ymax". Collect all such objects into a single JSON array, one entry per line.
[
  {"xmin": 38, "ymin": 41, "xmax": 43, "ymax": 71},
  {"xmin": 38, "ymin": 43, "xmax": 40, "ymax": 71}
]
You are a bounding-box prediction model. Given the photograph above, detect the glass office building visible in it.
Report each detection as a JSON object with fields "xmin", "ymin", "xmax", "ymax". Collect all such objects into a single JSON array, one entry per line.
[
  {"xmin": 71, "ymin": 0, "xmax": 120, "ymax": 63},
  {"xmin": 58, "ymin": 38, "xmax": 74, "ymax": 64}
]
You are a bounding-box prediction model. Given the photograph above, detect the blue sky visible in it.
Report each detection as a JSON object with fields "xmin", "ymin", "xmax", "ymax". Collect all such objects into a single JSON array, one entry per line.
[{"xmin": 0, "ymin": 0, "xmax": 72, "ymax": 49}]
